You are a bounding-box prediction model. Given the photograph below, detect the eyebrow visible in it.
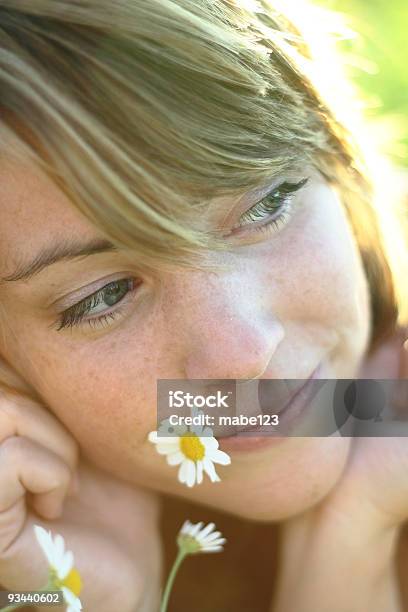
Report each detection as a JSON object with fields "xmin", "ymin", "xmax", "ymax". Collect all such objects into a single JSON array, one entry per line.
[{"xmin": 0, "ymin": 238, "xmax": 118, "ymax": 285}]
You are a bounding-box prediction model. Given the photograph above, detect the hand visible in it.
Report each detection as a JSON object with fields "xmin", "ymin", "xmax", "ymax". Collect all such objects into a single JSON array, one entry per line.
[
  {"xmin": 311, "ymin": 331, "xmax": 408, "ymax": 532},
  {"xmin": 0, "ymin": 388, "xmax": 162, "ymax": 612},
  {"xmin": 272, "ymin": 333, "xmax": 408, "ymax": 612}
]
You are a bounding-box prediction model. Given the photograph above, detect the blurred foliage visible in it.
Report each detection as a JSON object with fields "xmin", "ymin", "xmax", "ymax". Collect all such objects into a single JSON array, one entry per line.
[{"xmin": 316, "ymin": 0, "xmax": 408, "ymax": 167}]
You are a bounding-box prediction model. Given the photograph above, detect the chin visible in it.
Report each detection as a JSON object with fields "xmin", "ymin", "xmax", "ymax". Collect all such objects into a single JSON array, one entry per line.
[{"xmin": 193, "ymin": 436, "xmax": 351, "ymax": 522}]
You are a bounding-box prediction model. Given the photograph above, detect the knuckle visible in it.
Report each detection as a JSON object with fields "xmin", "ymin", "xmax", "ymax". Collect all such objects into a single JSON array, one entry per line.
[
  {"xmin": 47, "ymin": 477, "xmax": 65, "ymax": 493},
  {"xmin": 47, "ymin": 462, "xmax": 71, "ymax": 491},
  {"xmin": 0, "ymin": 434, "xmax": 24, "ymax": 464},
  {"xmin": 0, "ymin": 395, "xmax": 79, "ymax": 470},
  {"xmin": 0, "ymin": 435, "xmax": 70, "ymax": 490}
]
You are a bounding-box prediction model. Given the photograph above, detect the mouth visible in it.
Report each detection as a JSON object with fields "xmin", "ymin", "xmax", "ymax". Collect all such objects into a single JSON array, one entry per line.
[
  {"xmin": 217, "ymin": 362, "xmax": 325, "ymax": 441},
  {"xmin": 258, "ymin": 364, "xmax": 325, "ymax": 420}
]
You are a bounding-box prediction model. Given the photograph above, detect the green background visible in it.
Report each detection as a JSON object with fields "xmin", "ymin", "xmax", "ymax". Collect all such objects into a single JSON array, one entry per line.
[{"xmin": 316, "ymin": 0, "xmax": 408, "ymax": 168}]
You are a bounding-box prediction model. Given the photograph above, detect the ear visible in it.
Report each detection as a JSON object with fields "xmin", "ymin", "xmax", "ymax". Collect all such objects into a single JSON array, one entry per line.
[{"xmin": 0, "ymin": 354, "xmax": 40, "ymax": 400}]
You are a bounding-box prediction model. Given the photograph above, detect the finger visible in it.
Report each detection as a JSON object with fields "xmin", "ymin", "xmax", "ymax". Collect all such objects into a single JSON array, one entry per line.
[
  {"xmin": 347, "ymin": 431, "xmax": 408, "ymax": 528},
  {"xmin": 0, "ymin": 435, "xmax": 73, "ymax": 521},
  {"xmin": 401, "ymin": 336, "xmax": 408, "ymax": 376},
  {"xmin": 0, "ymin": 391, "xmax": 79, "ymax": 479},
  {"xmin": 391, "ymin": 336, "xmax": 408, "ymax": 416}
]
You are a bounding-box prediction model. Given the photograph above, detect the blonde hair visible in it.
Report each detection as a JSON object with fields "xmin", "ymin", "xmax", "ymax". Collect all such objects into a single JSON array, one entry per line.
[{"xmin": 0, "ymin": 0, "xmax": 406, "ymax": 356}]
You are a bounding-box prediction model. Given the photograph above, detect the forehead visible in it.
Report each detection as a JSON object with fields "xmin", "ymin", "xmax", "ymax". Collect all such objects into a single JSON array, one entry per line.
[{"xmin": 0, "ymin": 157, "xmax": 102, "ymax": 271}]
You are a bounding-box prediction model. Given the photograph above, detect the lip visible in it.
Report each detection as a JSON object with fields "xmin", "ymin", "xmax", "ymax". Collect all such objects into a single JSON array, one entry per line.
[{"xmin": 217, "ymin": 363, "xmax": 325, "ymax": 453}]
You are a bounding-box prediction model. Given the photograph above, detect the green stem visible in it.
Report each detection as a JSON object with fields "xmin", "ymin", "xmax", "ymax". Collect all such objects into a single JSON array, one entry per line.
[
  {"xmin": 0, "ymin": 603, "xmax": 34, "ymax": 611},
  {"xmin": 160, "ymin": 550, "xmax": 188, "ymax": 612}
]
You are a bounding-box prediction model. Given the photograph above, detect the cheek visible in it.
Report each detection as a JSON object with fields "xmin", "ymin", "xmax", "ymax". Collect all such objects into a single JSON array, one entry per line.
[
  {"xmin": 268, "ymin": 187, "xmax": 370, "ymax": 331},
  {"xmin": 5, "ymin": 325, "xmax": 158, "ymax": 475}
]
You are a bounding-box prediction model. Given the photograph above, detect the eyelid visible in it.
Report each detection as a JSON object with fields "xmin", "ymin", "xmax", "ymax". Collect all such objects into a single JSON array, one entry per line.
[
  {"xmin": 219, "ymin": 176, "xmax": 309, "ymax": 231},
  {"xmin": 54, "ymin": 278, "xmax": 137, "ymax": 332},
  {"xmin": 250, "ymin": 178, "xmax": 309, "ymax": 208},
  {"xmin": 50, "ymin": 271, "xmax": 140, "ymax": 311},
  {"xmin": 225, "ymin": 177, "xmax": 309, "ymax": 234}
]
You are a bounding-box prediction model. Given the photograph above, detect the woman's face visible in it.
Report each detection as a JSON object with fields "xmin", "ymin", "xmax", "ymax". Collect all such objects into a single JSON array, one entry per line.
[{"xmin": 0, "ymin": 154, "xmax": 371, "ymax": 520}]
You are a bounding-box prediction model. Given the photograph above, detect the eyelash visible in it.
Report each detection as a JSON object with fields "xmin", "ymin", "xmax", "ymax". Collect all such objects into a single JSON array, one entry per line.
[
  {"xmin": 53, "ymin": 177, "xmax": 309, "ymax": 332},
  {"xmin": 52, "ymin": 278, "xmax": 138, "ymax": 332},
  {"xmin": 235, "ymin": 177, "xmax": 309, "ymax": 235}
]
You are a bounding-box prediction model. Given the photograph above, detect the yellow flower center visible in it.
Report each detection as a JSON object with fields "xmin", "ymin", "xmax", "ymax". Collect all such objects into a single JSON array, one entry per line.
[
  {"xmin": 62, "ymin": 568, "xmax": 82, "ymax": 596},
  {"xmin": 52, "ymin": 567, "xmax": 82, "ymax": 597},
  {"xmin": 180, "ymin": 434, "xmax": 205, "ymax": 461}
]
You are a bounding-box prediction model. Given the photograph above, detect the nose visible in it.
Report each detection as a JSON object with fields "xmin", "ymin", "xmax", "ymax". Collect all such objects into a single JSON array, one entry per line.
[{"xmin": 161, "ymin": 270, "xmax": 284, "ymax": 380}]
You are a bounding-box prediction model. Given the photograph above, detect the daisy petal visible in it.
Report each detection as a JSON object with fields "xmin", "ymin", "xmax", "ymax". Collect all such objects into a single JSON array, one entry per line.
[
  {"xmin": 177, "ymin": 520, "xmax": 226, "ymax": 556},
  {"xmin": 204, "ymin": 537, "xmax": 226, "ymax": 547},
  {"xmin": 178, "ymin": 460, "xmax": 190, "ymax": 484},
  {"xmin": 196, "ymin": 460, "xmax": 203, "ymax": 484},
  {"xmin": 186, "ymin": 460, "xmax": 197, "ymax": 488},
  {"xmin": 201, "ymin": 436, "xmax": 219, "ymax": 450},
  {"xmin": 166, "ymin": 427, "xmax": 187, "ymax": 437},
  {"xmin": 211, "ymin": 449, "xmax": 231, "ymax": 465},
  {"xmin": 200, "ymin": 530, "xmax": 222, "ymax": 543},
  {"xmin": 59, "ymin": 550, "xmax": 74, "ymax": 580},
  {"xmin": 53, "ymin": 534, "xmax": 65, "ymax": 563},
  {"xmin": 191, "ymin": 425, "xmax": 203, "ymax": 436},
  {"xmin": 197, "ymin": 522, "xmax": 215, "ymax": 539},
  {"xmin": 211, "ymin": 538, "xmax": 227, "ymax": 546},
  {"xmin": 156, "ymin": 436, "xmax": 180, "ymax": 445},
  {"xmin": 191, "ymin": 407, "xmax": 203, "ymax": 419},
  {"xmin": 180, "ymin": 520, "xmax": 192, "ymax": 534},
  {"xmin": 202, "ymin": 427, "xmax": 215, "ymax": 438},
  {"xmin": 148, "ymin": 431, "xmax": 158, "ymax": 443},
  {"xmin": 157, "ymin": 418, "xmax": 187, "ymax": 437},
  {"xmin": 61, "ymin": 586, "xmax": 82, "ymax": 611},
  {"xmin": 34, "ymin": 525, "xmax": 54, "ymax": 565},
  {"xmin": 202, "ymin": 457, "xmax": 220, "ymax": 482},
  {"xmin": 166, "ymin": 451, "xmax": 185, "ymax": 466},
  {"xmin": 189, "ymin": 521, "xmax": 204, "ymax": 537},
  {"xmin": 156, "ymin": 443, "xmax": 179, "ymax": 455}
]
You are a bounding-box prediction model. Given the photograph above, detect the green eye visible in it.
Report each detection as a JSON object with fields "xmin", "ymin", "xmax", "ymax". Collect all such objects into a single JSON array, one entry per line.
[
  {"xmin": 53, "ymin": 278, "xmax": 137, "ymax": 332},
  {"xmin": 239, "ymin": 178, "xmax": 309, "ymax": 227}
]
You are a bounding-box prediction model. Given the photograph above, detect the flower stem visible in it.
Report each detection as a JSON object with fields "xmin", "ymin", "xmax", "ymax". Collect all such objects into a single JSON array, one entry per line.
[{"xmin": 160, "ymin": 549, "xmax": 188, "ymax": 612}]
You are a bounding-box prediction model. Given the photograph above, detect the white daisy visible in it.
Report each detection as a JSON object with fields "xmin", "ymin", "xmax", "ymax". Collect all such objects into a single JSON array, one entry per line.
[
  {"xmin": 34, "ymin": 525, "xmax": 83, "ymax": 611},
  {"xmin": 157, "ymin": 417, "xmax": 188, "ymax": 438},
  {"xmin": 148, "ymin": 411, "xmax": 231, "ymax": 488},
  {"xmin": 177, "ymin": 520, "xmax": 226, "ymax": 554},
  {"xmin": 159, "ymin": 519, "xmax": 227, "ymax": 612}
]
